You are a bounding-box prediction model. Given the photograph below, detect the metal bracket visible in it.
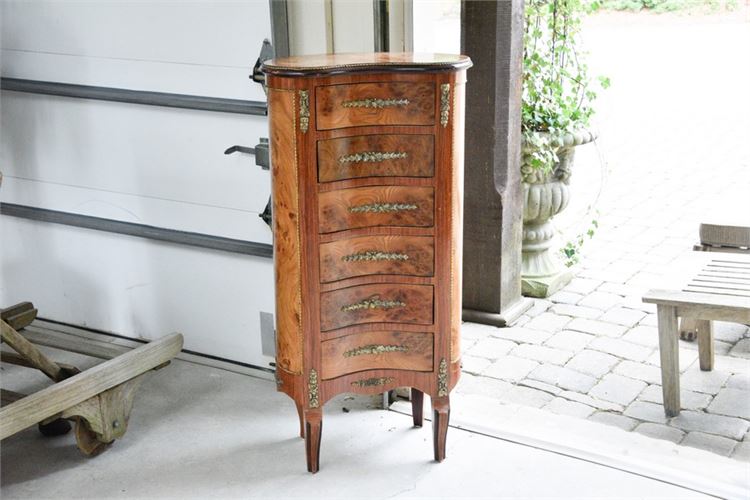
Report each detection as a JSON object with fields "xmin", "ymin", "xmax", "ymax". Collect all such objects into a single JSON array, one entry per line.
[
  {"xmin": 259, "ymin": 196, "xmax": 272, "ymax": 228},
  {"xmin": 250, "ymin": 39, "xmax": 274, "ymax": 95}
]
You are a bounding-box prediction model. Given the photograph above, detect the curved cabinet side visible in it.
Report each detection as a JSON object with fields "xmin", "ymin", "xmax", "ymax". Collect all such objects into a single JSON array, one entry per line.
[{"xmin": 269, "ymin": 88, "xmax": 303, "ymax": 375}]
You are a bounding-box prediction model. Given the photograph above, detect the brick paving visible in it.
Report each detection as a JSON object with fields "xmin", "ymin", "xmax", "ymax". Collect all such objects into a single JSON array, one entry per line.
[{"xmin": 458, "ymin": 11, "xmax": 750, "ymax": 461}]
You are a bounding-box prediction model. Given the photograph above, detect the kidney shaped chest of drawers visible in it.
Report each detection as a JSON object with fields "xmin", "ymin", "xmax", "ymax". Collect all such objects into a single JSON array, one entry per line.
[{"xmin": 263, "ymin": 53, "xmax": 471, "ymax": 473}]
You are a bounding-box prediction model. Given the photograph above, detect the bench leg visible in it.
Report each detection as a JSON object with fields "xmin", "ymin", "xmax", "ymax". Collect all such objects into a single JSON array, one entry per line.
[
  {"xmin": 657, "ymin": 305, "xmax": 681, "ymax": 417},
  {"xmin": 696, "ymin": 319, "xmax": 714, "ymax": 371},
  {"xmin": 679, "ymin": 317, "xmax": 697, "ymax": 341}
]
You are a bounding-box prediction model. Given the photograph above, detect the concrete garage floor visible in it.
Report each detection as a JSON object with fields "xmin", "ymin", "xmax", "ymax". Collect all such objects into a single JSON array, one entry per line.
[{"xmin": 1, "ymin": 326, "xmax": 748, "ymax": 499}]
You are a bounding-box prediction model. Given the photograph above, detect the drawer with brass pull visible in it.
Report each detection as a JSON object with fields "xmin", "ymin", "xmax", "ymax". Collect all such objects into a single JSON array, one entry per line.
[
  {"xmin": 318, "ymin": 185, "xmax": 434, "ymax": 233},
  {"xmin": 319, "ymin": 283, "xmax": 433, "ymax": 331},
  {"xmin": 320, "ymin": 330, "xmax": 433, "ymax": 380},
  {"xmin": 319, "ymin": 235, "xmax": 434, "ymax": 283},
  {"xmin": 317, "ymin": 134, "xmax": 434, "ymax": 182},
  {"xmin": 316, "ymin": 82, "xmax": 435, "ymax": 130}
]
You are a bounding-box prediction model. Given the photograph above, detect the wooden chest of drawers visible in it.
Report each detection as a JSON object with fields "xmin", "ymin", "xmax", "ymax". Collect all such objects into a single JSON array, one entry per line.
[{"xmin": 263, "ymin": 53, "xmax": 471, "ymax": 473}]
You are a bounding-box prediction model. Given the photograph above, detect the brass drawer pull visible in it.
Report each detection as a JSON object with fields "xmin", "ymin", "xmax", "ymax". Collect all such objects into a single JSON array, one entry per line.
[
  {"xmin": 342, "ymin": 251, "xmax": 409, "ymax": 263},
  {"xmin": 342, "ymin": 97, "xmax": 410, "ymax": 109},
  {"xmin": 339, "ymin": 151, "xmax": 408, "ymax": 164},
  {"xmin": 351, "ymin": 376, "xmax": 395, "ymax": 388},
  {"xmin": 344, "ymin": 344, "xmax": 409, "ymax": 357},
  {"xmin": 348, "ymin": 202, "xmax": 418, "ymax": 214},
  {"xmin": 341, "ymin": 294, "xmax": 405, "ymax": 312}
]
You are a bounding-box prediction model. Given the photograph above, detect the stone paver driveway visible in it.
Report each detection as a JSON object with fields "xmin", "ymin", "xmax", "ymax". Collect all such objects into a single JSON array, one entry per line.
[{"xmin": 459, "ymin": 10, "xmax": 750, "ymax": 461}]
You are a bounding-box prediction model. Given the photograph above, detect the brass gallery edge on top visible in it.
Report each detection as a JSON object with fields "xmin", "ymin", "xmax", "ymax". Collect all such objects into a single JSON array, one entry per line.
[{"xmin": 262, "ymin": 52, "xmax": 471, "ymax": 473}]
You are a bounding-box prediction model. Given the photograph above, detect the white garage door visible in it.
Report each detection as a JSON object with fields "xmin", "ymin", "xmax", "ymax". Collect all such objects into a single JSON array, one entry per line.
[{"xmin": 0, "ymin": 0, "xmax": 278, "ymax": 369}]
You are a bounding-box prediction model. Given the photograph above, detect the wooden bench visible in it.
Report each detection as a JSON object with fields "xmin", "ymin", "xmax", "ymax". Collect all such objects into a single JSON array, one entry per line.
[
  {"xmin": 643, "ymin": 254, "xmax": 750, "ymax": 416},
  {"xmin": 1, "ymin": 302, "xmax": 183, "ymax": 455}
]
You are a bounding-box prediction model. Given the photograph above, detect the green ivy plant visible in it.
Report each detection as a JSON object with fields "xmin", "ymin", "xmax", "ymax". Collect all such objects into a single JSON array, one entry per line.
[
  {"xmin": 522, "ymin": 0, "xmax": 609, "ymax": 175},
  {"xmin": 560, "ymin": 215, "xmax": 599, "ymax": 267}
]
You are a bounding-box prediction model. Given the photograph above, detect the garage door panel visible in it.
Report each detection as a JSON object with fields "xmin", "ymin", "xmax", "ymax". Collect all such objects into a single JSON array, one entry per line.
[
  {"xmin": 1, "ymin": 0, "xmax": 270, "ymax": 100},
  {"xmin": 1, "ymin": 92, "xmax": 270, "ymax": 212},
  {"xmin": 1, "ymin": 177, "xmax": 273, "ymax": 244},
  {"xmin": 0, "ymin": 217, "xmax": 275, "ymax": 366},
  {"xmin": 1, "ymin": 50, "xmax": 266, "ymax": 101}
]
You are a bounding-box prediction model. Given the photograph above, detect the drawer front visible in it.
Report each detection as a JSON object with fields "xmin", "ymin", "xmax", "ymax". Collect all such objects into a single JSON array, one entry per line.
[
  {"xmin": 318, "ymin": 185, "xmax": 434, "ymax": 233},
  {"xmin": 321, "ymin": 331, "xmax": 433, "ymax": 380},
  {"xmin": 319, "ymin": 235, "xmax": 434, "ymax": 283},
  {"xmin": 316, "ymin": 82, "xmax": 435, "ymax": 130},
  {"xmin": 320, "ymin": 283, "xmax": 433, "ymax": 331},
  {"xmin": 317, "ymin": 134, "xmax": 434, "ymax": 182}
]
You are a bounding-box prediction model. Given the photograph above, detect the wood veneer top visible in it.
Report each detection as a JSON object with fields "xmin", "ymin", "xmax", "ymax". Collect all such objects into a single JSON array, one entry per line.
[{"xmin": 262, "ymin": 52, "xmax": 472, "ymax": 76}]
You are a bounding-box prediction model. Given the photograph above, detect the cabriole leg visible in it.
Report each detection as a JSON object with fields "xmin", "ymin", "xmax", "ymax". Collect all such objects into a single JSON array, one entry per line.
[
  {"xmin": 295, "ymin": 401, "xmax": 305, "ymax": 438},
  {"xmin": 303, "ymin": 409, "xmax": 322, "ymax": 473},
  {"xmin": 411, "ymin": 389, "xmax": 424, "ymax": 427},
  {"xmin": 431, "ymin": 396, "xmax": 450, "ymax": 462}
]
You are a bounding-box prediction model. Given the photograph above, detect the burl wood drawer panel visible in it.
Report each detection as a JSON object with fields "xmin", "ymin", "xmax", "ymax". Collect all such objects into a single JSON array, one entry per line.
[
  {"xmin": 317, "ymin": 134, "xmax": 434, "ymax": 182},
  {"xmin": 319, "ymin": 283, "xmax": 434, "ymax": 331},
  {"xmin": 315, "ymin": 82, "xmax": 435, "ymax": 130},
  {"xmin": 320, "ymin": 330, "xmax": 433, "ymax": 380},
  {"xmin": 318, "ymin": 185, "xmax": 434, "ymax": 233},
  {"xmin": 319, "ymin": 235, "xmax": 434, "ymax": 283}
]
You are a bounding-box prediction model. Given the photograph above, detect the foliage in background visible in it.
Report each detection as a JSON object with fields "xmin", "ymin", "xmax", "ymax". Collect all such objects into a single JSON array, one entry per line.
[
  {"xmin": 601, "ymin": 0, "xmax": 737, "ymax": 12},
  {"xmin": 560, "ymin": 215, "xmax": 599, "ymax": 267},
  {"xmin": 522, "ymin": 0, "xmax": 609, "ymax": 174}
]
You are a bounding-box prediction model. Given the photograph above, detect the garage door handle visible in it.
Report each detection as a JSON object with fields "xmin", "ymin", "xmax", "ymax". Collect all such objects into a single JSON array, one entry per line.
[
  {"xmin": 224, "ymin": 145, "xmax": 255, "ymax": 155},
  {"xmin": 224, "ymin": 138, "xmax": 269, "ymax": 170}
]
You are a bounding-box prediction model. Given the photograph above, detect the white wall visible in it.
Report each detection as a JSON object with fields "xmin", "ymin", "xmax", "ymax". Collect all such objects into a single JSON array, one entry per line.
[{"xmin": 0, "ymin": 0, "xmax": 276, "ymax": 367}]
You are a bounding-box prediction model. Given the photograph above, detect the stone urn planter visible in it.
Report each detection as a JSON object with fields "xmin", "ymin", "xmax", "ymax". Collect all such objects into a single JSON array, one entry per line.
[{"xmin": 521, "ymin": 130, "xmax": 597, "ymax": 298}]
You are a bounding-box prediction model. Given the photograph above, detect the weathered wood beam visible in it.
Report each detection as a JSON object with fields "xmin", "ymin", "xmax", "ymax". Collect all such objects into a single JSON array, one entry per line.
[
  {"xmin": 1, "ymin": 320, "xmax": 69, "ymax": 381},
  {"xmin": 460, "ymin": 0, "xmax": 532, "ymax": 326},
  {"xmin": 0, "ymin": 333, "xmax": 183, "ymax": 440}
]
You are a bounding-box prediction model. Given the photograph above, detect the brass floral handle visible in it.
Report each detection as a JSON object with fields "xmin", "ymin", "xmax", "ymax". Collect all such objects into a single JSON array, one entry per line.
[
  {"xmin": 348, "ymin": 202, "xmax": 418, "ymax": 214},
  {"xmin": 343, "ymin": 344, "xmax": 409, "ymax": 357},
  {"xmin": 342, "ymin": 97, "xmax": 410, "ymax": 109},
  {"xmin": 351, "ymin": 376, "xmax": 395, "ymax": 388},
  {"xmin": 341, "ymin": 294, "xmax": 405, "ymax": 312},
  {"xmin": 338, "ymin": 151, "xmax": 408, "ymax": 164},
  {"xmin": 342, "ymin": 251, "xmax": 409, "ymax": 263}
]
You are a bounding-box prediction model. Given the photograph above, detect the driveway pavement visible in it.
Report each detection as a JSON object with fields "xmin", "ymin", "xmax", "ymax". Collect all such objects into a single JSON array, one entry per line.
[{"xmin": 460, "ymin": 8, "xmax": 750, "ymax": 461}]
